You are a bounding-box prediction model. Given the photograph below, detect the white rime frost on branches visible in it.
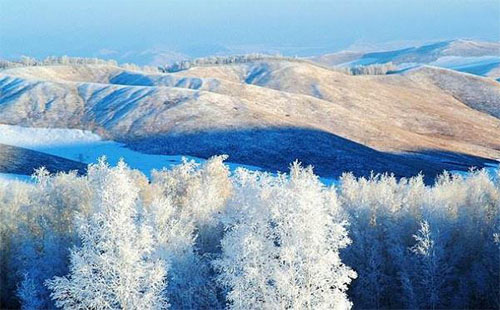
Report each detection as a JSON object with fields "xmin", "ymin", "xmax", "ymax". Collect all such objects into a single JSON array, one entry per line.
[
  {"xmin": 0, "ymin": 158, "xmax": 498, "ymax": 309},
  {"xmin": 214, "ymin": 163, "xmax": 356, "ymax": 310},
  {"xmin": 45, "ymin": 159, "xmax": 168, "ymax": 309}
]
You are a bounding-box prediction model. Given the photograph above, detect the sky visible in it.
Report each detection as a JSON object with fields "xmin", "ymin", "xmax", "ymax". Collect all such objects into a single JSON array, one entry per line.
[{"xmin": 1, "ymin": 0, "xmax": 499, "ymax": 64}]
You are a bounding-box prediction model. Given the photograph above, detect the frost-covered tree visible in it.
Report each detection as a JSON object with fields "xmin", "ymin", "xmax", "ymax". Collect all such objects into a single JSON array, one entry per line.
[
  {"xmin": 410, "ymin": 220, "xmax": 452, "ymax": 309},
  {"xmin": 147, "ymin": 197, "xmax": 221, "ymax": 309},
  {"xmin": 4, "ymin": 169, "xmax": 91, "ymax": 309},
  {"xmin": 348, "ymin": 62, "xmax": 397, "ymax": 75},
  {"xmin": 215, "ymin": 163, "xmax": 356, "ymax": 310},
  {"xmin": 160, "ymin": 54, "xmax": 332, "ymax": 73},
  {"xmin": 20, "ymin": 56, "xmax": 37, "ymax": 66},
  {"xmin": 0, "ymin": 178, "xmax": 35, "ymax": 307},
  {"xmin": 152, "ymin": 156, "xmax": 232, "ymax": 254},
  {"xmin": 2, "ymin": 157, "xmax": 499, "ymax": 309},
  {"xmin": 15, "ymin": 232, "xmax": 69, "ymax": 310},
  {"xmin": 339, "ymin": 173, "xmax": 406, "ymax": 308},
  {"xmin": 149, "ymin": 156, "xmax": 231, "ymax": 309},
  {"xmin": 340, "ymin": 168, "xmax": 500, "ymax": 309},
  {"xmin": 46, "ymin": 159, "xmax": 168, "ymax": 309}
]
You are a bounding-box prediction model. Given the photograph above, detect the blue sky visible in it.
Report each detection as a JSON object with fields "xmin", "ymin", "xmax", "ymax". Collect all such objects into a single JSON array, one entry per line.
[{"xmin": 1, "ymin": 0, "xmax": 499, "ymax": 63}]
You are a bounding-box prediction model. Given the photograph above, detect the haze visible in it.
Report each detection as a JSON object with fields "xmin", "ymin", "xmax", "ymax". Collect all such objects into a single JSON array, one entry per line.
[{"xmin": 1, "ymin": 0, "xmax": 499, "ymax": 63}]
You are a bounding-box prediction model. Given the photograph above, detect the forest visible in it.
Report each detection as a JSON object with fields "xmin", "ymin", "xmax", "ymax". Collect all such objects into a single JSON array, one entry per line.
[
  {"xmin": 1, "ymin": 55, "xmax": 398, "ymax": 77},
  {"xmin": 1, "ymin": 157, "xmax": 498, "ymax": 309}
]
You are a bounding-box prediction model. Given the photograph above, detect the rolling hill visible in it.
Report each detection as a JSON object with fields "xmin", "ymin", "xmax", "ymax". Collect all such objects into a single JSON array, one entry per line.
[
  {"xmin": 312, "ymin": 39, "xmax": 500, "ymax": 80},
  {"xmin": 0, "ymin": 58, "xmax": 499, "ymax": 181},
  {"xmin": 0, "ymin": 143, "xmax": 85, "ymax": 176}
]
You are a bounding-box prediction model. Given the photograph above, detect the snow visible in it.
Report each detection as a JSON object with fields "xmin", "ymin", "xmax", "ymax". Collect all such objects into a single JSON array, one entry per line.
[
  {"xmin": 338, "ymin": 51, "xmax": 500, "ymax": 78},
  {"xmin": 430, "ymin": 56, "xmax": 500, "ymax": 76},
  {"xmin": 0, "ymin": 124, "xmax": 261, "ymax": 178},
  {"xmin": 0, "ymin": 124, "xmax": 344, "ymax": 185},
  {"xmin": 343, "ymin": 57, "xmax": 379, "ymax": 66},
  {"xmin": 450, "ymin": 162, "xmax": 499, "ymax": 181},
  {"xmin": 0, "ymin": 124, "xmax": 103, "ymax": 146},
  {"xmin": 430, "ymin": 56, "xmax": 500, "ymax": 68},
  {"xmin": 0, "ymin": 172, "xmax": 32, "ymax": 183},
  {"xmin": 4, "ymin": 124, "xmax": 493, "ymax": 186}
]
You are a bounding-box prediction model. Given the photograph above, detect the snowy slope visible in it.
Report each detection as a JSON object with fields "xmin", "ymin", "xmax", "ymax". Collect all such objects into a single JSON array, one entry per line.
[
  {"xmin": 312, "ymin": 40, "xmax": 500, "ymax": 79},
  {"xmin": 0, "ymin": 124, "xmax": 261, "ymax": 177},
  {"xmin": 1, "ymin": 60, "xmax": 499, "ymax": 181}
]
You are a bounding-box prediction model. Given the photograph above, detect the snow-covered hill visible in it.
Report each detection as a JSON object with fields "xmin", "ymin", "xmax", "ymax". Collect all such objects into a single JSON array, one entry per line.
[
  {"xmin": 0, "ymin": 57, "xmax": 499, "ymax": 181},
  {"xmin": 0, "ymin": 124, "xmax": 261, "ymax": 178},
  {"xmin": 312, "ymin": 39, "xmax": 500, "ymax": 79},
  {"xmin": 0, "ymin": 143, "xmax": 85, "ymax": 177}
]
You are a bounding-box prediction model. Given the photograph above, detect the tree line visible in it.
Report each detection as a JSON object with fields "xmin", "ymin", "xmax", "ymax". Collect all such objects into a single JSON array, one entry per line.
[{"xmin": 1, "ymin": 158, "xmax": 498, "ymax": 309}]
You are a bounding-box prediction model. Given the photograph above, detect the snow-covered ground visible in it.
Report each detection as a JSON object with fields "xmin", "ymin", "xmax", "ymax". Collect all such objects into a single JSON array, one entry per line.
[
  {"xmin": 430, "ymin": 56, "xmax": 499, "ymax": 68},
  {"xmin": 451, "ymin": 163, "xmax": 500, "ymax": 182},
  {"xmin": 430, "ymin": 56, "xmax": 500, "ymax": 76},
  {"xmin": 0, "ymin": 124, "xmax": 495, "ymax": 185},
  {"xmin": 343, "ymin": 55, "xmax": 500, "ymax": 77},
  {"xmin": 0, "ymin": 172, "xmax": 32, "ymax": 182},
  {"xmin": 0, "ymin": 124, "xmax": 261, "ymax": 179}
]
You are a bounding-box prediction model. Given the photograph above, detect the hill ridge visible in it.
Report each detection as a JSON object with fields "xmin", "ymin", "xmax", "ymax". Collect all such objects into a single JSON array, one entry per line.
[{"xmin": 1, "ymin": 59, "xmax": 499, "ymax": 180}]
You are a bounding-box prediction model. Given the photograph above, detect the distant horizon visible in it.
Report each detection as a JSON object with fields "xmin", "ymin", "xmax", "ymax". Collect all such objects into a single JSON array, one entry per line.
[
  {"xmin": 1, "ymin": 0, "xmax": 499, "ymax": 65},
  {"xmin": 2, "ymin": 37, "xmax": 499, "ymax": 66}
]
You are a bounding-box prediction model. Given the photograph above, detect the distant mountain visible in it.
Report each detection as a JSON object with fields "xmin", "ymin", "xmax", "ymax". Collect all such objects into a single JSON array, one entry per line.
[
  {"xmin": 102, "ymin": 49, "xmax": 189, "ymax": 66},
  {"xmin": 312, "ymin": 39, "xmax": 500, "ymax": 80},
  {"xmin": 0, "ymin": 58, "xmax": 499, "ymax": 181}
]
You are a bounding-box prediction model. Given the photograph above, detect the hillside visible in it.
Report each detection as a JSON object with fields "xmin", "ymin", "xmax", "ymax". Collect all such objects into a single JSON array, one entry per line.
[
  {"xmin": 312, "ymin": 39, "xmax": 500, "ymax": 79},
  {"xmin": 0, "ymin": 143, "xmax": 85, "ymax": 175},
  {"xmin": 0, "ymin": 60, "xmax": 499, "ymax": 180}
]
